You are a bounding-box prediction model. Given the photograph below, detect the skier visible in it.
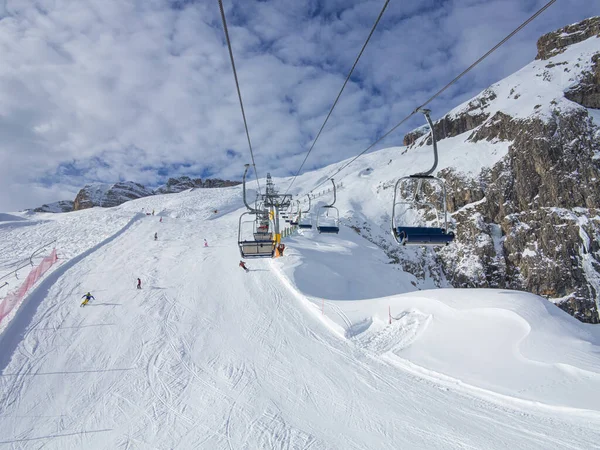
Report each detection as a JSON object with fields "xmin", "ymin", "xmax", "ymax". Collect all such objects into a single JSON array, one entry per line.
[
  {"xmin": 159, "ymin": 217, "xmax": 163, "ymax": 223},
  {"xmin": 204, "ymin": 239, "xmax": 208, "ymax": 247},
  {"xmin": 277, "ymin": 243, "xmax": 285, "ymax": 256},
  {"xmin": 154, "ymin": 232, "xmax": 158, "ymax": 241},
  {"xmin": 239, "ymin": 260, "xmax": 249, "ymax": 273},
  {"xmin": 80, "ymin": 292, "xmax": 95, "ymax": 307},
  {"xmin": 137, "ymin": 278, "xmax": 142, "ymax": 289}
]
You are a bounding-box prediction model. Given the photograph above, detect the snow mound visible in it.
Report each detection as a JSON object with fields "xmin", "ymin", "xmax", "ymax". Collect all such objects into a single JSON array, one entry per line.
[{"xmin": 350, "ymin": 310, "xmax": 431, "ymax": 355}]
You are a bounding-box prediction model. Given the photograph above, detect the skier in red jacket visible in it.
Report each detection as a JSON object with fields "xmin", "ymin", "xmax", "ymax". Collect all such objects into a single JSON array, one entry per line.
[{"xmin": 239, "ymin": 261, "xmax": 249, "ymax": 272}]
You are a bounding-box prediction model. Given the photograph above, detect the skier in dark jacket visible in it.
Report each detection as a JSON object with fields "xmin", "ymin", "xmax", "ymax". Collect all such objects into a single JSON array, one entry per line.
[
  {"xmin": 137, "ymin": 278, "xmax": 142, "ymax": 289},
  {"xmin": 154, "ymin": 232, "xmax": 158, "ymax": 241},
  {"xmin": 81, "ymin": 292, "xmax": 95, "ymax": 307}
]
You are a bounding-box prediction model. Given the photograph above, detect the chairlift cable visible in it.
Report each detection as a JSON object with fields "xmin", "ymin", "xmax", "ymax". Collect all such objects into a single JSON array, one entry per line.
[
  {"xmin": 283, "ymin": 0, "xmax": 391, "ymax": 196},
  {"xmin": 218, "ymin": 0, "xmax": 262, "ymax": 193},
  {"xmin": 306, "ymin": 0, "xmax": 556, "ymax": 195}
]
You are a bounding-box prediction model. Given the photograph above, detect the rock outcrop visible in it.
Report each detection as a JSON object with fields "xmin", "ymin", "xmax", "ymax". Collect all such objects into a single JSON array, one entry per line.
[
  {"xmin": 70, "ymin": 177, "xmax": 242, "ymax": 211},
  {"xmin": 73, "ymin": 182, "xmax": 154, "ymax": 211},
  {"xmin": 438, "ymin": 110, "xmax": 600, "ymax": 323},
  {"xmin": 565, "ymin": 53, "xmax": 600, "ymax": 108},
  {"xmin": 535, "ymin": 16, "xmax": 600, "ymax": 60},
  {"xmin": 33, "ymin": 200, "xmax": 74, "ymax": 213},
  {"xmin": 155, "ymin": 176, "xmax": 240, "ymax": 194}
]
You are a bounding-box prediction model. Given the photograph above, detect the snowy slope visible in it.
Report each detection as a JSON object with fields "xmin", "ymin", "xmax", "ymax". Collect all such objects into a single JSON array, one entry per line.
[
  {"xmin": 446, "ymin": 34, "xmax": 600, "ymax": 121},
  {"xmin": 1, "ymin": 26, "xmax": 599, "ymax": 449},
  {"xmin": 1, "ymin": 182, "xmax": 599, "ymax": 449}
]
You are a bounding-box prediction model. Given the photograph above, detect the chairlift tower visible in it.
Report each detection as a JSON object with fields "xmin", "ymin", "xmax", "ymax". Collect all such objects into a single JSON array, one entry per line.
[
  {"xmin": 241, "ymin": 167, "xmax": 292, "ymax": 246},
  {"xmin": 260, "ymin": 173, "xmax": 292, "ymax": 244}
]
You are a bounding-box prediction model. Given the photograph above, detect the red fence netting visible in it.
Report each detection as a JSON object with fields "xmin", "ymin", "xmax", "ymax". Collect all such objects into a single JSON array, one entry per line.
[{"xmin": 0, "ymin": 249, "xmax": 58, "ymax": 325}]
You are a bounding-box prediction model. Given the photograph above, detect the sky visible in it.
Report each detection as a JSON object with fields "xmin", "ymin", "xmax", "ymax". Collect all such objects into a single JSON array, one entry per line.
[{"xmin": 0, "ymin": 0, "xmax": 597, "ymax": 212}]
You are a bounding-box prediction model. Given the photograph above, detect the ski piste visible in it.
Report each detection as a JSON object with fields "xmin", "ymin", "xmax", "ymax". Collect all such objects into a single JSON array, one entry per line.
[{"xmin": 0, "ymin": 167, "xmax": 599, "ymax": 449}]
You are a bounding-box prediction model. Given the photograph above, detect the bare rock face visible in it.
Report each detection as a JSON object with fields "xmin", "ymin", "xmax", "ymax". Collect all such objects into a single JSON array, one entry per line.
[
  {"xmin": 33, "ymin": 200, "xmax": 74, "ymax": 213},
  {"xmin": 73, "ymin": 182, "xmax": 154, "ymax": 211},
  {"xmin": 155, "ymin": 176, "xmax": 203, "ymax": 194},
  {"xmin": 536, "ymin": 16, "xmax": 600, "ymax": 60},
  {"xmin": 565, "ymin": 53, "xmax": 600, "ymax": 108},
  {"xmin": 71, "ymin": 177, "xmax": 243, "ymax": 211},
  {"xmin": 403, "ymin": 125, "xmax": 428, "ymax": 146},
  {"xmin": 438, "ymin": 109, "xmax": 600, "ymax": 323},
  {"xmin": 404, "ymin": 89, "xmax": 497, "ymax": 148},
  {"xmin": 196, "ymin": 178, "xmax": 240, "ymax": 188},
  {"xmin": 155, "ymin": 176, "xmax": 241, "ymax": 194},
  {"xmin": 397, "ymin": 17, "xmax": 600, "ymax": 323},
  {"xmin": 437, "ymin": 168, "xmax": 485, "ymax": 213},
  {"xmin": 502, "ymin": 208, "xmax": 600, "ymax": 323}
]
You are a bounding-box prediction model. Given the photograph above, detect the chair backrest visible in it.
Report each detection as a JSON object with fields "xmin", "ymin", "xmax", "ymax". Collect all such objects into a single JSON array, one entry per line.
[
  {"xmin": 317, "ymin": 225, "xmax": 339, "ymax": 234},
  {"xmin": 394, "ymin": 226, "xmax": 454, "ymax": 245},
  {"xmin": 253, "ymin": 232, "xmax": 273, "ymax": 241},
  {"xmin": 240, "ymin": 241, "xmax": 275, "ymax": 257}
]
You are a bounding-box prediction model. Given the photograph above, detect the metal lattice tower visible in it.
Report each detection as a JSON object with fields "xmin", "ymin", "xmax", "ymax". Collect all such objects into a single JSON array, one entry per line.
[
  {"xmin": 263, "ymin": 173, "xmax": 292, "ymax": 209},
  {"xmin": 241, "ymin": 166, "xmax": 292, "ymax": 245}
]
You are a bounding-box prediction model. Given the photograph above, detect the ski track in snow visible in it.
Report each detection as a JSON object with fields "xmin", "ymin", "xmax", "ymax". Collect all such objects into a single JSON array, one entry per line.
[{"xmin": 0, "ymin": 187, "xmax": 599, "ymax": 449}]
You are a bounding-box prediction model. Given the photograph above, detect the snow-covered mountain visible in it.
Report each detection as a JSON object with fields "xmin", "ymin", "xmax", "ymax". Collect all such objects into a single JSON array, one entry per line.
[
  {"xmin": 331, "ymin": 16, "xmax": 600, "ymax": 323},
  {"xmin": 34, "ymin": 177, "xmax": 243, "ymax": 212},
  {"xmin": 73, "ymin": 181, "xmax": 154, "ymax": 210},
  {"xmin": 1, "ymin": 180, "xmax": 600, "ymax": 448},
  {"xmin": 155, "ymin": 176, "xmax": 241, "ymax": 194},
  {"xmin": 32, "ymin": 200, "xmax": 75, "ymax": 213},
  {"xmin": 0, "ymin": 17, "xmax": 599, "ymax": 449},
  {"xmin": 420, "ymin": 17, "xmax": 600, "ymax": 322}
]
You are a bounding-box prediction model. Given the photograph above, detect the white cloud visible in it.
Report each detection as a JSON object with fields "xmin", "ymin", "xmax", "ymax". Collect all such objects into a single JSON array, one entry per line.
[{"xmin": 0, "ymin": 0, "xmax": 596, "ymax": 211}]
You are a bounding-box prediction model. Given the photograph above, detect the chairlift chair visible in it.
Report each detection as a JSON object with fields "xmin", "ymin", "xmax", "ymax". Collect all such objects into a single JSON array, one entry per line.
[
  {"xmin": 253, "ymin": 216, "xmax": 273, "ymax": 242},
  {"xmin": 289, "ymin": 201, "xmax": 299, "ymax": 226},
  {"xmin": 298, "ymin": 220, "xmax": 313, "ymax": 229},
  {"xmin": 391, "ymin": 109, "xmax": 455, "ymax": 246},
  {"xmin": 316, "ymin": 207, "xmax": 340, "ymax": 234},
  {"xmin": 298, "ymin": 195, "xmax": 313, "ymax": 229},
  {"xmin": 238, "ymin": 212, "xmax": 276, "ymax": 258},
  {"xmin": 316, "ymin": 180, "xmax": 340, "ymax": 234}
]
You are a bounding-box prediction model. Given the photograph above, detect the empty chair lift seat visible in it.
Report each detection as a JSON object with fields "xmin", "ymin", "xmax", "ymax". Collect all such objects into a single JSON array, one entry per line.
[
  {"xmin": 394, "ymin": 227, "xmax": 454, "ymax": 245},
  {"xmin": 317, "ymin": 225, "xmax": 339, "ymax": 234}
]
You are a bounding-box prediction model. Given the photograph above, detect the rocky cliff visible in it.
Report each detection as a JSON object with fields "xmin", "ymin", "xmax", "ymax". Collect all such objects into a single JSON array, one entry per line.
[
  {"xmin": 70, "ymin": 177, "xmax": 242, "ymax": 211},
  {"xmin": 33, "ymin": 200, "xmax": 74, "ymax": 213},
  {"xmin": 398, "ymin": 17, "xmax": 600, "ymax": 323},
  {"xmin": 155, "ymin": 176, "xmax": 240, "ymax": 194},
  {"xmin": 73, "ymin": 182, "xmax": 154, "ymax": 211}
]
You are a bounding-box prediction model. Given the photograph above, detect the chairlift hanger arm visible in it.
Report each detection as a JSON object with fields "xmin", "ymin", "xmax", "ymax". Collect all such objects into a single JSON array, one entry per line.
[
  {"xmin": 301, "ymin": 194, "xmax": 311, "ymax": 214},
  {"xmin": 303, "ymin": 1, "xmax": 556, "ymax": 196},
  {"xmin": 414, "ymin": 109, "xmax": 438, "ymax": 177},
  {"xmin": 324, "ymin": 179, "xmax": 337, "ymax": 208},
  {"xmin": 242, "ymin": 164, "xmax": 261, "ymax": 213}
]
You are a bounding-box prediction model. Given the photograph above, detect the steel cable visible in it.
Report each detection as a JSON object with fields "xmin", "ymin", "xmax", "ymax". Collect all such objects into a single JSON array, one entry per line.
[
  {"xmin": 283, "ymin": 0, "xmax": 391, "ymax": 196},
  {"xmin": 306, "ymin": 0, "xmax": 557, "ymax": 195},
  {"xmin": 218, "ymin": 0, "xmax": 261, "ymax": 192}
]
